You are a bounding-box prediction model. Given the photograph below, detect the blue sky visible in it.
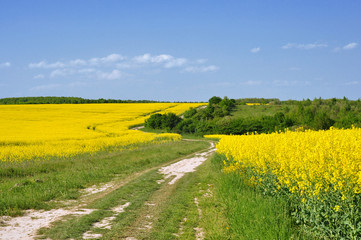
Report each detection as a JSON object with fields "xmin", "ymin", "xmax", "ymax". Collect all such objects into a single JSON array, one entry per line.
[{"xmin": 0, "ymin": 0, "xmax": 360, "ymax": 101}]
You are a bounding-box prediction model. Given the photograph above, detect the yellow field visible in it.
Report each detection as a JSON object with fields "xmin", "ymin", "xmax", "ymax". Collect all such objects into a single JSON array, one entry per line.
[
  {"xmin": 0, "ymin": 103, "xmax": 204, "ymax": 162},
  {"xmin": 208, "ymin": 127, "xmax": 361, "ymax": 197},
  {"xmin": 206, "ymin": 127, "xmax": 361, "ymax": 237}
]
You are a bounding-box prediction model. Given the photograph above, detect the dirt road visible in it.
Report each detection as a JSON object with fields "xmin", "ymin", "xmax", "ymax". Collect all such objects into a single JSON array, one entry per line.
[{"xmin": 0, "ymin": 140, "xmax": 215, "ymax": 240}]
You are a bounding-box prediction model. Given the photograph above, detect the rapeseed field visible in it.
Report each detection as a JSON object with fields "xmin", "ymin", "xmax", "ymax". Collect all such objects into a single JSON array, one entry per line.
[
  {"xmin": 206, "ymin": 127, "xmax": 361, "ymax": 238},
  {"xmin": 0, "ymin": 103, "xmax": 203, "ymax": 162}
]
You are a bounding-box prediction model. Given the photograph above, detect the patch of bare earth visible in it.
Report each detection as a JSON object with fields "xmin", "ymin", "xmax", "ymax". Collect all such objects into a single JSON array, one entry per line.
[
  {"xmin": 194, "ymin": 197, "xmax": 205, "ymax": 240},
  {"xmin": 0, "ymin": 208, "xmax": 94, "ymax": 240},
  {"xmin": 0, "ymin": 170, "xmax": 149, "ymax": 240},
  {"xmin": 158, "ymin": 142, "xmax": 215, "ymax": 185},
  {"xmin": 82, "ymin": 202, "xmax": 131, "ymax": 239},
  {"xmin": 123, "ymin": 142, "xmax": 215, "ymax": 239}
]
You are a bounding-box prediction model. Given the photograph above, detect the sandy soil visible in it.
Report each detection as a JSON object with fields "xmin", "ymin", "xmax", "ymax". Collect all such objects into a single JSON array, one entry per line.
[
  {"xmin": 158, "ymin": 142, "xmax": 215, "ymax": 185},
  {"xmin": 0, "ymin": 208, "xmax": 94, "ymax": 240},
  {"xmin": 0, "ymin": 181, "xmax": 118, "ymax": 240},
  {"xmin": 82, "ymin": 202, "xmax": 130, "ymax": 239}
]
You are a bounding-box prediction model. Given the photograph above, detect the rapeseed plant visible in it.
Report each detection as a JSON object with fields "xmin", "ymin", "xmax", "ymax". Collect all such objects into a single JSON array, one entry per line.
[{"xmin": 206, "ymin": 127, "xmax": 361, "ymax": 238}]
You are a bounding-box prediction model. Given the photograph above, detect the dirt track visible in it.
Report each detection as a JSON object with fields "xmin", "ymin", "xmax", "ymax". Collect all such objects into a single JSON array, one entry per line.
[{"xmin": 0, "ymin": 140, "xmax": 215, "ymax": 240}]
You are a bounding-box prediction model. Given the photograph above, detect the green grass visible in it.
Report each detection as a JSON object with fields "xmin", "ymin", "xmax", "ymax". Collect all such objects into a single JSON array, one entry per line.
[
  {"xmin": 0, "ymin": 140, "xmax": 209, "ymax": 216},
  {"xmin": 40, "ymin": 169, "xmax": 163, "ymax": 240},
  {"xmin": 146, "ymin": 153, "xmax": 306, "ymax": 239},
  {"xmin": 231, "ymin": 104, "xmax": 296, "ymax": 119},
  {"xmin": 211, "ymin": 154, "xmax": 308, "ymax": 239},
  {"xmin": 2, "ymin": 136, "xmax": 309, "ymax": 238},
  {"xmin": 38, "ymin": 141, "xmax": 214, "ymax": 240},
  {"xmin": 141, "ymin": 126, "xmax": 169, "ymax": 134},
  {"xmin": 147, "ymin": 151, "xmax": 228, "ymax": 240},
  {"xmin": 142, "ymin": 126, "xmax": 207, "ymax": 140}
]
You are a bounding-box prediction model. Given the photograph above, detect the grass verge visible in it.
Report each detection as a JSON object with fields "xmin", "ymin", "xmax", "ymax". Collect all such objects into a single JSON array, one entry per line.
[
  {"xmin": 0, "ymin": 140, "xmax": 209, "ymax": 216},
  {"xmin": 211, "ymin": 154, "xmax": 308, "ymax": 239}
]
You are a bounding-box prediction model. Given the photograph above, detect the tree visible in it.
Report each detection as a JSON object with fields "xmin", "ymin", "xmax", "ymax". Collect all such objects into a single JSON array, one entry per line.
[
  {"xmin": 208, "ymin": 96, "xmax": 222, "ymax": 106},
  {"xmin": 162, "ymin": 113, "xmax": 182, "ymax": 129}
]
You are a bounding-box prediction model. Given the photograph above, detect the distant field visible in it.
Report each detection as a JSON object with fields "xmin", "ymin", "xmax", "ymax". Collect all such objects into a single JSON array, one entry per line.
[{"xmin": 0, "ymin": 103, "xmax": 204, "ymax": 162}]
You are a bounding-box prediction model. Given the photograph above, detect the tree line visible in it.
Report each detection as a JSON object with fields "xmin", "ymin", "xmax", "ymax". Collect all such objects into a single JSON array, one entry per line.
[{"xmin": 0, "ymin": 97, "xmax": 200, "ymax": 105}]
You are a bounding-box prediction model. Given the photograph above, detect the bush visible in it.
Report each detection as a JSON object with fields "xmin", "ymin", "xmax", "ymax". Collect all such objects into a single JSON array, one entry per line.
[
  {"xmin": 144, "ymin": 113, "xmax": 163, "ymax": 129},
  {"xmin": 145, "ymin": 113, "xmax": 181, "ymax": 130}
]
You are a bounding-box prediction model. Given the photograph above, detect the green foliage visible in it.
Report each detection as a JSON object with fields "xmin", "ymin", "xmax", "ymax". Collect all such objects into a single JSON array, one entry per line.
[
  {"xmin": 211, "ymin": 154, "xmax": 307, "ymax": 239},
  {"xmin": 144, "ymin": 113, "xmax": 163, "ymax": 129},
  {"xmin": 183, "ymin": 107, "xmax": 197, "ymax": 118},
  {"xmin": 313, "ymin": 111, "xmax": 335, "ymax": 130},
  {"xmin": 146, "ymin": 97, "xmax": 361, "ymax": 136},
  {"xmin": 208, "ymin": 96, "xmax": 222, "ymax": 106},
  {"xmin": 144, "ymin": 113, "xmax": 182, "ymax": 130},
  {"xmin": 162, "ymin": 113, "xmax": 182, "ymax": 130},
  {"xmin": 146, "ymin": 96, "xmax": 237, "ymax": 134},
  {"xmin": 236, "ymin": 98, "xmax": 280, "ymax": 104}
]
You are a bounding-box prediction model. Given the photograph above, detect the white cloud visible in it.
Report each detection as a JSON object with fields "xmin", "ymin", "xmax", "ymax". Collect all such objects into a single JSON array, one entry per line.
[
  {"xmin": 250, "ymin": 47, "xmax": 261, "ymax": 53},
  {"xmin": 97, "ymin": 69, "xmax": 123, "ymax": 80},
  {"xmin": 29, "ymin": 61, "xmax": 65, "ymax": 69},
  {"xmin": 133, "ymin": 54, "xmax": 152, "ymax": 63},
  {"xmin": 29, "ymin": 54, "xmax": 125, "ymax": 69},
  {"xmin": 183, "ymin": 65, "xmax": 219, "ymax": 73},
  {"xmin": 102, "ymin": 53, "xmax": 125, "ymax": 62},
  {"xmin": 29, "ymin": 61, "xmax": 47, "ymax": 68},
  {"xmin": 152, "ymin": 54, "xmax": 173, "ymax": 63},
  {"xmin": 69, "ymin": 59, "xmax": 87, "ymax": 67},
  {"xmin": 333, "ymin": 42, "xmax": 358, "ymax": 52},
  {"xmin": 0, "ymin": 62, "xmax": 11, "ymax": 68},
  {"xmin": 50, "ymin": 68, "xmax": 123, "ymax": 80},
  {"xmin": 343, "ymin": 42, "xmax": 358, "ymax": 50},
  {"xmin": 240, "ymin": 80, "xmax": 262, "ymax": 86},
  {"xmin": 343, "ymin": 81, "xmax": 359, "ymax": 86},
  {"xmin": 28, "ymin": 53, "xmax": 218, "ymax": 82},
  {"xmin": 33, "ymin": 74, "xmax": 45, "ymax": 79},
  {"xmin": 133, "ymin": 54, "xmax": 187, "ymax": 68},
  {"xmin": 165, "ymin": 58, "xmax": 187, "ymax": 68},
  {"xmin": 89, "ymin": 53, "xmax": 125, "ymax": 66},
  {"xmin": 282, "ymin": 43, "xmax": 328, "ymax": 50},
  {"xmin": 50, "ymin": 69, "xmax": 74, "ymax": 78}
]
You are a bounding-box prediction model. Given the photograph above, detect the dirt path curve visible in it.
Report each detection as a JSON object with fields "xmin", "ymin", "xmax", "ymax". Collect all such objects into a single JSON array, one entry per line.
[{"xmin": 0, "ymin": 139, "xmax": 215, "ymax": 240}]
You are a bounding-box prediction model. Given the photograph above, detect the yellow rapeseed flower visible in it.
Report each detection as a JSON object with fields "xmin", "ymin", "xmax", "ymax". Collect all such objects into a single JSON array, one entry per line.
[{"xmin": 0, "ymin": 103, "xmax": 204, "ymax": 162}]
